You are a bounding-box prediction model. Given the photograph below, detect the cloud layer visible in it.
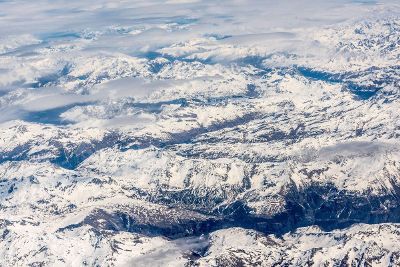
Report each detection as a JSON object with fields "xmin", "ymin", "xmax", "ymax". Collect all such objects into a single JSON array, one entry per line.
[{"xmin": 0, "ymin": 0, "xmax": 399, "ymax": 125}]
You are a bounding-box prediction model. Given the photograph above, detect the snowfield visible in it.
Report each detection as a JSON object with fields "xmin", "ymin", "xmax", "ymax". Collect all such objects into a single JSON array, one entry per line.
[{"xmin": 0, "ymin": 0, "xmax": 400, "ymax": 266}]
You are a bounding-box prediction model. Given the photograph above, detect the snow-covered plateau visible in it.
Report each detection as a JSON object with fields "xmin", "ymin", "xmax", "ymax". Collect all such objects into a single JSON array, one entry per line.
[{"xmin": 0, "ymin": 0, "xmax": 400, "ymax": 266}]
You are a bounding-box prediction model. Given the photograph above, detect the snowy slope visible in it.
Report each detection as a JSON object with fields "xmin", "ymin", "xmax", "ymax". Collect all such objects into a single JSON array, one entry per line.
[{"xmin": 0, "ymin": 0, "xmax": 400, "ymax": 266}]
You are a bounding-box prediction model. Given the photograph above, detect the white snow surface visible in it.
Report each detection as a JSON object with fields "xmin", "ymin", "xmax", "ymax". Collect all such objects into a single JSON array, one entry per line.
[{"xmin": 0, "ymin": 0, "xmax": 400, "ymax": 266}]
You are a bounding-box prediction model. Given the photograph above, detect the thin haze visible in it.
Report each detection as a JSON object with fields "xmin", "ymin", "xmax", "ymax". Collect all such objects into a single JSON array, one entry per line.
[{"xmin": 0, "ymin": 0, "xmax": 398, "ymax": 124}]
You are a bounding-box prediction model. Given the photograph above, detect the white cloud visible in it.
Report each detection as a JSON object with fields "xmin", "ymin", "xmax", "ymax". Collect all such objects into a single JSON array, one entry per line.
[
  {"xmin": 0, "ymin": 0, "xmax": 398, "ymax": 125},
  {"xmin": 166, "ymin": 0, "xmax": 200, "ymax": 4}
]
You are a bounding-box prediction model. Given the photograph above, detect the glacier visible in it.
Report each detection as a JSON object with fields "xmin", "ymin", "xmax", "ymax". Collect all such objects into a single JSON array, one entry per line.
[{"xmin": 0, "ymin": 0, "xmax": 400, "ymax": 266}]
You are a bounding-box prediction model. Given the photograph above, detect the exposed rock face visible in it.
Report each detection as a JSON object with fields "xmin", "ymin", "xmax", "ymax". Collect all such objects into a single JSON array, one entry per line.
[{"xmin": 0, "ymin": 0, "xmax": 400, "ymax": 266}]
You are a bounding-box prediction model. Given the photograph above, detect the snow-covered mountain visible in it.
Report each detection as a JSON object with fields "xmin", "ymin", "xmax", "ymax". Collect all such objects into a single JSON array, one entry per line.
[{"xmin": 0, "ymin": 0, "xmax": 400, "ymax": 266}]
